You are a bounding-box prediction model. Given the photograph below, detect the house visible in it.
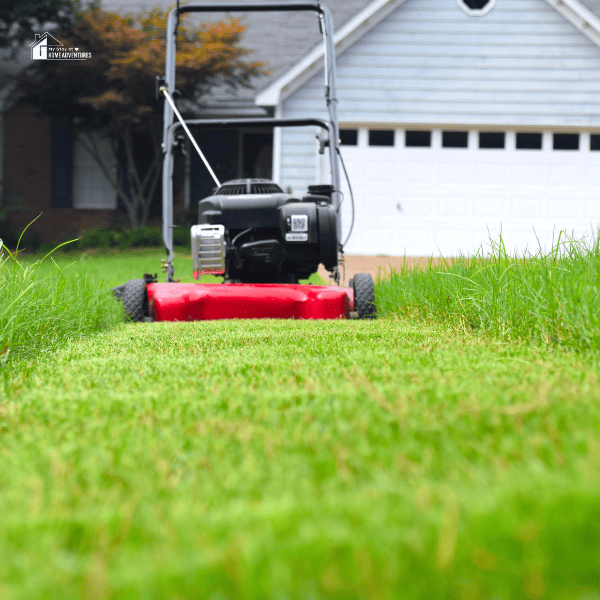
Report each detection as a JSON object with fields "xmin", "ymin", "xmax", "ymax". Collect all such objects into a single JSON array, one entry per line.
[{"xmin": 3, "ymin": 0, "xmax": 600, "ymax": 256}]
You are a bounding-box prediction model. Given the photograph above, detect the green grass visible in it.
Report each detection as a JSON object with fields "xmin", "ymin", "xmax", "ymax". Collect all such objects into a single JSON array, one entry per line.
[
  {"xmin": 20, "ymin": 247, "xmax": 326, "ymax": 288},
  {"xmin": 0, "ymin": 243, "xmax": 122, "ymax": 379},
  {"xmin": 2, "ymin": 235, "xmax": 600, "ymax": 598},
  {"xmin": 2, "ymin": 319, "xmax": 600, "ymax": 599},
  {"xmin": 377, "ymin": 232, "xmax": 600, "ymax": 350}
]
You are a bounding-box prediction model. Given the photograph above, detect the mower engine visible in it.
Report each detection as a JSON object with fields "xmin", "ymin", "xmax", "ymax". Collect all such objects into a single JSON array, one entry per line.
[{"xmin": 191, "ymin": 179, "xmax": 338, "ymax": 283}]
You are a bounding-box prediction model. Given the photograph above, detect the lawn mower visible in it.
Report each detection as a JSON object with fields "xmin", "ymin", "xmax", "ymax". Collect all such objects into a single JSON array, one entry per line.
[{"xmin": 115, "ymin": 1, "xmax": 376, "ymax": 322}]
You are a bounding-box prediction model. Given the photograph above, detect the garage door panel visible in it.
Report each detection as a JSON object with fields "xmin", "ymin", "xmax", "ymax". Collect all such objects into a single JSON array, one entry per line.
[
  {"xmin": 436, "ymin": 195, "xmax": 471, "ymax": 217},
  {"xmin": 509, "ymin": 196, "xmax": 547, "ymax": 219},
  {"xmin": 363, "ymin": 224, "xmax": 396, "ymax": 254},
  {"xmin": 400, "ymin": 194, "xmax": 434, "ymax": 217},
  {"xmin": 474, "ymin": 191, "xmax": 508, "ymax": 218},
  {"xmin": 549, "ymin": 199, "xmax": 585, "ymax": 219},
  {"xmin": 432, "ymin": 229, "xmax": 473, "ymax": 256},
  {"xmin": 512, "ymin": 164, "xmax": 546, "ymax": 186},
  {"xmin": 439, "ymin": 162, "xmax": 472, "ymax": 184},
  {"xmin": 398, "ymin": 228, "xmax": 436, "ymax": 256},
  {"xmin": 474, "ymin": 163, "xmax": 509, "ymax": 186},
  {"xmin": 402, "ymin": 162, "xmax": 436, "ymax": 184},
  {"xmin": 585, "ymin": 200, "xmax": 600, "ymax": 220},
  {"xmin": 549, "ymin": 163, "xmax": 582, "ymax": 187},
  {"xmin": 584, "ymin": 165, "xmax": 600, "ymax": 186}
]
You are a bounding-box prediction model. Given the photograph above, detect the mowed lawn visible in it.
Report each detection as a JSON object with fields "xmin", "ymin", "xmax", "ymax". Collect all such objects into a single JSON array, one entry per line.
[
  {"xmin": 2, "ymin": 312, "xmax": 600, "ymax": 598},
  {"xmin": 2, "ymin": 246, "xmax": 600, "ymax": 598}
]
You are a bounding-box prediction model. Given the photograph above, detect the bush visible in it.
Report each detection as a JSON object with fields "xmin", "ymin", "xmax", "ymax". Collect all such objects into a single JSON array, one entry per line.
[{"xmin": 76, "ymin": 225, "xmax": 189, "ymax": 251}]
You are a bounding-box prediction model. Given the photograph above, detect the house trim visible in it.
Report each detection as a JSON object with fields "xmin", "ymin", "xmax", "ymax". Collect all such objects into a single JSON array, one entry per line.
[
  {"xmin": 255, "ymin": 0, "xmax": 409, "ymax": 107},
  {"xmin": 256, "ymin": 0, "xmax": 600, "ymax": 108},
  {"xmin": 456, "ymin": 0, "xmax": 497, "ymax": 18},
  {"xmin": 545, "ymin": 0, "xmax": 600, "ymax": 46}
]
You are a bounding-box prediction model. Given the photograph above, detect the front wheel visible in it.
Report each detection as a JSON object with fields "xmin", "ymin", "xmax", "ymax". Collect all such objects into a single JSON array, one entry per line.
[
  {"xmin": 352, "ymin": 273, "xmax": 377, "ymax": 319},
  {"xmin": 122, "ymin": 279, "xmax": 152, "ymax": 322}
]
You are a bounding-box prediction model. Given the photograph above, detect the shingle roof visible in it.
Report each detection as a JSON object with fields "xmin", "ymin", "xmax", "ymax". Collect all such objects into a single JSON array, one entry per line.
[{"xmin": 102, "ymin": 0, "xmax": 372, "ymax": 101}]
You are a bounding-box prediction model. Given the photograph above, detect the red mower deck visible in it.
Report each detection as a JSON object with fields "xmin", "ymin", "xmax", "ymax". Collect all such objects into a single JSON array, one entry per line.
[{"xmin": 147, "ymin": 283, "xmax": 354, "ymax": 321}]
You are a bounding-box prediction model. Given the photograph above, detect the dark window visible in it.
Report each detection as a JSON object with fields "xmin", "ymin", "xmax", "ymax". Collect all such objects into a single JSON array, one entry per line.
[
  {"xmin": 463, "ymin": 0, "xmax": 490, "ymax": 7},
  {"xmin": 405, "ymin": 130, "xmax": 431, "ymax": 147},
  {"xmin": 553, "ymin": 133, "xmax": 579, "ymax": 150},
  {"xmin": 442, "ymin": 131, "xmax": 468, "ymax": 148},
  {"xmin": 369, "ymin": 130, "xmax": 394, "ymax": 147},
  {"xmin": 339, "ymin": 129, "xmax": 358, "ymax": 146},
  {"xmin": 516, "ymin": 132, "xmax": 542, "ymax": 150},
  {"xmin": 591, "ymin": 135, "xmax": 600, "ymax": 151},
  {"xmin": 479, "ymin": 132, "xmax": 505, "ymax": 149},
  {"xmin": 50, "ymin": 120, "xmax": 73, "ymax": 208}
]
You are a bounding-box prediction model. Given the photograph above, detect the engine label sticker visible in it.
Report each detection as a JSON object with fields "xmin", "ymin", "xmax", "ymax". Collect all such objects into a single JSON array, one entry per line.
[
  {"xmin": 286, "ymin": 233, "xmax": 308, "ymax": 242},
  {"xmin": 291, "ymin": 215, "xmax": 308, "ymax": 232}
]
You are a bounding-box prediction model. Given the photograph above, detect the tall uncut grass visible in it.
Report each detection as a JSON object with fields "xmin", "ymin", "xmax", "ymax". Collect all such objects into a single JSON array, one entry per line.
[
  {"xmin": 376, "ymin": 231, "xmax": 600, "ymax": 350},
  {"xmin": 0, "ymin": 237, "xmax": 122, "ymax": 378}
]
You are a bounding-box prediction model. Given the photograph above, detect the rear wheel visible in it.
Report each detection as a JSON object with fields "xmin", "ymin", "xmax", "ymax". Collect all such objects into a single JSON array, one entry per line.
[
  {"xmin": 123, "ymin": 279, "xmax": 151, "ymax": 322},
  {"xmin": 352, "ymin": 273, "xmax": 376, "ymax": 319}
]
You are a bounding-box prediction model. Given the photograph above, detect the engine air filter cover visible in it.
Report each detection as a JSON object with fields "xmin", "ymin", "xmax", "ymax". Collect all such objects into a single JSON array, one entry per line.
[{"xmin": 191, "ymin": 224, "xmax": 226, "ymax": 277}]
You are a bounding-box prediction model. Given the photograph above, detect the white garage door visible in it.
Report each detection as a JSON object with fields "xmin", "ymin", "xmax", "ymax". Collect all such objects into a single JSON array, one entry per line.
[{"xmin": 330, "ymin": 127, "xmax": 600, "ymax": 257}]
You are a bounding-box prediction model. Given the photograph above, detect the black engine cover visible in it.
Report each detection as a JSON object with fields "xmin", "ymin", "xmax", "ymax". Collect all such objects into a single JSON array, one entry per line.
[
  {"xmin": 198, "ymin": 193, "xmax": 297, "ymax": 229},
  {"xmin": 196, "ymin": 179, "xmax": 338, "ymax": 282}
]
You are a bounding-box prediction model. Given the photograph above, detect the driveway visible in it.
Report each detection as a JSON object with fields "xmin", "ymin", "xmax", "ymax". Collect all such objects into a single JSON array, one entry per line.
[{"xmin": 317, "ymin": 255, "xmax": 444, "ymax": 285}]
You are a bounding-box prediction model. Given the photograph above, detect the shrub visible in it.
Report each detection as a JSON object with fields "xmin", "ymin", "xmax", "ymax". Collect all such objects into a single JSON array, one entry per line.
[{"xmin": 76, "ymin": 225, "xmax": 188, "ymax": 250}]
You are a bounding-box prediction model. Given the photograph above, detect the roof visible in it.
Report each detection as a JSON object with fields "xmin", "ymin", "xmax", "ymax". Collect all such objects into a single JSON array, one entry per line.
[{"xmin": 102, "ymin": 0, "xmax": 373, "ymax": 103}]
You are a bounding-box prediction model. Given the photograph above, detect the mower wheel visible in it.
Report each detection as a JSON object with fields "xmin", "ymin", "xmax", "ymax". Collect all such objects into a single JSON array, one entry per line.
[
  {"xmin": 123, "ymin": 279, "xmax": 152, "ymax": 322},
  {"xmin": 352, "ymin": 273, "xmax": 376, "ymax": 319}
]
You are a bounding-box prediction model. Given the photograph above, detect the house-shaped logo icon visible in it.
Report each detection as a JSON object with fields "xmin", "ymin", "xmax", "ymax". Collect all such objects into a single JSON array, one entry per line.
[{"xmin": 30, "ymin": 33, "xmax": 62, "ymax": 60}]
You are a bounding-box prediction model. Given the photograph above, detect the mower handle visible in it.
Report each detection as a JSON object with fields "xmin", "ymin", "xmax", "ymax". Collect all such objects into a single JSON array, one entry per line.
[{"xmin": 161, "ymin": 2, "xmax": 341, "ymax": 282}]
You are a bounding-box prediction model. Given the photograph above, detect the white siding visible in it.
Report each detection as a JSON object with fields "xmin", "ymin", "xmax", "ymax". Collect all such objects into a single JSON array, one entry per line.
[{"xmin": 279, "ymin": 0, "xmax": 600, "ymax": 195}]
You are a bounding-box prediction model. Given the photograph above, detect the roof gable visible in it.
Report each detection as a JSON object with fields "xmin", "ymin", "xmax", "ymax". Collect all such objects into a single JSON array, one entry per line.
[{"xmin": 256, "ymin": 0, "xmax": 600, "ymax": 107}]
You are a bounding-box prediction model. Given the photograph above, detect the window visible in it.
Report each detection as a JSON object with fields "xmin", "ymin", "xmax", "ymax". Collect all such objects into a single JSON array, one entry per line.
[
  {"xmin": 553, "ymin": 133, "xmax": 579, "ymax": 150},
  {"xmin": 72, "ymin": 131, "xmax": 117, "ymax": 209},
  {"xmin": 457, "ymin": 0, "xmax": 496, "ymax": 16},
  {"xmin": 369, "ymin": 130, "xmax": 394, "ymax": 147},
  {"xmin": 479, "ymin": 132, "xmax": 505, "ymax": 149},
  {"xmin": 339, "ymin": 129, "xmax": 358, "ymax": 146},
  {"xmin": 516, "ymin": 132, "xmax": 542, "ymax": 150},
  {"xmin": 591, "ymin": 135, "xmax": 600, "ymax": 151},
  {"xmin": 405, "ymin": 130, "xmax": 431, "ymax": 147},
  {"xmin": 442, "ymin": 131, "xmax": 468, "ymax": 148}
]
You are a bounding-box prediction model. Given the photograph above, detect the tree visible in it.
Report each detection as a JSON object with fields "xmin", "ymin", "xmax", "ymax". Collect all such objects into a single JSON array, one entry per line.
[
  {"xmin": 0, "ymin": 0, "xmax": 81, "ymax": 57},
  {"xmin": 16, "ymin": 5, "xmax": 264, "ymax": 228}
]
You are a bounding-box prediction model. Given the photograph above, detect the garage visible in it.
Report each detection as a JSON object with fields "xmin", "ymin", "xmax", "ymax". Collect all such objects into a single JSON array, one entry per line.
[{"xmin": 334, "ymin": 127, "xmax": 600, "ymax": 256}]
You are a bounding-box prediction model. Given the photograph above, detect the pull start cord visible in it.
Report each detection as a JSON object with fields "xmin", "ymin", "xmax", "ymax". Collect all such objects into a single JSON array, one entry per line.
[{"xmin": 160, "ymin": 86, "xmax": 221, "ymax": 187}]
